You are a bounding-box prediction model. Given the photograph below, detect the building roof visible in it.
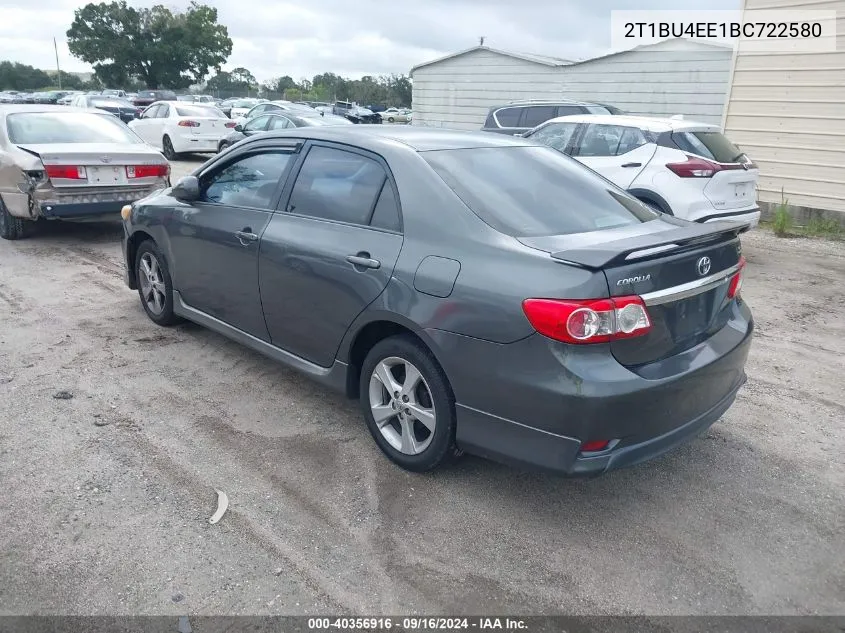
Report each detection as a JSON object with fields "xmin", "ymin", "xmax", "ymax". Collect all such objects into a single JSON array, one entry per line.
[{"xmin": 410, "ymin": 39, "xmax": 732, "ymax": 75}]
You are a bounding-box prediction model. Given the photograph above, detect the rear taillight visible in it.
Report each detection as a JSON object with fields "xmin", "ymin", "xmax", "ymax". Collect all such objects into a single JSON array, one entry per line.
[
  {"xmin": 224, "ymin": 121, "xmax": 236, "ymax": 128},
  {"xmin": 126, "ymin": 164, "xmax": 169, "ymax": 179},
  {"xmin": 727, "ymin": 256, "xmax": 746, "ymax": 299},
  {"xmin": 178, "ymin": 120, "xmax": 200, "ymax": 127},
  {"xmin": 522, "ymin": 295, "xmax": 651, "ymax": 344},
  {"xmin": 45, "ymin": 165, "xmax": 86, "ymax": 180},
  {"xmin": 580, "ymin": 440, "xmax": 611, "ymax": 453},
  {"xmin": 666, "ymin": 155, "xmax": 749, "ymax": 178}
]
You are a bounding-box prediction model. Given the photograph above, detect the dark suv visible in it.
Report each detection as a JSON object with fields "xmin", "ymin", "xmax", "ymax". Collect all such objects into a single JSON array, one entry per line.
[
  {"xmin": 482, "ymin": 100, "xmax": 619, "ymax": 135},
  {"xmin": 133, "ymin": 90, "xmax": 177, "ymax": 108}
]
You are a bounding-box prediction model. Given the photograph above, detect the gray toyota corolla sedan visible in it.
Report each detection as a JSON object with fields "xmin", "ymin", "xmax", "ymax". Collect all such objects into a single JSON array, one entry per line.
[{"xmin": 120, "ymin": 126, "xmax": 753, "ymax": 475}]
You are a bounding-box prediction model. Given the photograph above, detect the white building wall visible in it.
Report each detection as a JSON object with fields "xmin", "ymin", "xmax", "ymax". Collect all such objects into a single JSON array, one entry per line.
[
  {"xmin": 723, "ymin": 0, "xmax": 845, "ymax": 214},
  {"xmin": 411, "ymin": 41, "xmax": 733, "ymax": 130}
]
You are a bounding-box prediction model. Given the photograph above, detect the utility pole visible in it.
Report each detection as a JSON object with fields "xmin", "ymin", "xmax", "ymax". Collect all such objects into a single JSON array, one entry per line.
[{"xmin": 53, "ymin": 37, "xmax": 62, "ymax": 89}]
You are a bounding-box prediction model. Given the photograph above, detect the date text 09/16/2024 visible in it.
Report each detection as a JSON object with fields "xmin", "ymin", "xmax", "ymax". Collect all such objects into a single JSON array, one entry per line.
[{"xmin": 307, "ymin": 617, "xmax": 528, "ymax": 630}]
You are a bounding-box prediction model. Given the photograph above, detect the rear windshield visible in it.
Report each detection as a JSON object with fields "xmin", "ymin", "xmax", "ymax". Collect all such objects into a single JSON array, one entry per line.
[
  {"xmin": 423, "ymin": 146, "xmax": 658, "ymax": 237},
  {"xmin": 6, "ymin": 112, "xmax": 142, "ymax": 144},
  {"xmin": 672, "ymin": 130, "xmax": 744, "ymax": 163},
  {"xmin": 90, "ymin": 97, "xmax": 133, "ymax": 108},
  {"xmin": 174, "ymin": 105, "xmax": 224, "ymax": 117},
  {"xmin": 138, "ymin": 91, "xmax": 156, "ymax": 98}
]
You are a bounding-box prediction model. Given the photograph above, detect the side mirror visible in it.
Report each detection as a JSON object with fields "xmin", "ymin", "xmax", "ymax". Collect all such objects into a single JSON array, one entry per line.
[
  {"xmin": 172, "ymin": 176, "xmax": 199, "ymax": 202},
  {"xmin": 234, "ymin": 124, "xmax": 243, "ymax": 132}
]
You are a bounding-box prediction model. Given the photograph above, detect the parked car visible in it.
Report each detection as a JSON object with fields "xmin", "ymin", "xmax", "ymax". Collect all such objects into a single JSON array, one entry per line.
[
  {"xmin": 57, "ymin": 91, "xmax": 84, "ymax": 105},
  {"xmin": 133, "ymin": 90, "xmax": 177, "ymax": 108},
  {"xmin": 222, "ymin": 98, "xmax": 266, "ymax": 120},
  {"xmin": 70, "ymin": 94, "xmax": 141, "ymax": 123},
  {"xmin": 0, "ymin": 105, "xmax": 169, "ymax": 240},
  {"xmin": 234, "ymin": 100, "xmax": 316, "ymax": 126},
  {"xmin": 32, "ymin": 91, "xmax": 71, "ymax": 104},
  {"xmin": 177, "ymin": 94, "xmax": 216, "ymax": 104},
  {"xmin": 217, "ymin": 111, "xmax": 352, "ymax": 152},
  {"xmin": 128, "ymin": 101, "xmax": 235, "ymax": 159},
  {"xmin": 380, "ymin": 107, "xmax": 411, "ymax": 123},
  {"xmin": 482, "ymin": 99, "xmax": 620, "ymax": 135},
  {"xmin": 120, "ymin": 126, "xmax": 752, "ymax": 475},
  {"xmin": 522, "ymin": 114, "xmax": 760, "ymax": 227},
  {"xmin": 102, "ymin": 89, "xmax": 127, "ymax": 98}
]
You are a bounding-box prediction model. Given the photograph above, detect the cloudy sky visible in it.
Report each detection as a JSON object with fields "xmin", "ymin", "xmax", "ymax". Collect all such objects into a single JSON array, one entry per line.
[{"xmin": 0, "ymin": 0, "xmax": 739, "ymax": 83}]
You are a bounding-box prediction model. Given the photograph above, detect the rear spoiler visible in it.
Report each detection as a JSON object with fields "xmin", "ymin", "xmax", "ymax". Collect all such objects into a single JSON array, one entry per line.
[{"xmin": 550, "ymin": 222, "xmax": 747, "ymax": 270}]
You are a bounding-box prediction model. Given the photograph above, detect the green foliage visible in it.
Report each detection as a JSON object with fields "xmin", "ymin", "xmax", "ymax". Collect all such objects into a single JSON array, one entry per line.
[
  {"xmin": 804, "ymin": 217, "xmax": 843, "ymax": 237},
  {"xmin": 0, "ymin": 61, "xmax": 52, "ymax": 90},
  {"xmin": 258, "ymin": 72, "xmax": 412, "ymax": 107},
  {"xmin": 206, "ymin": 67, "xmax": 258, "ymax": 95},
  {"xmin": 772, "ymin": 202, "xmax": 793, "ymax": 237},
  {"xmin": 66, "ymin": 0, "xmax": 232, "ymax": 89}
]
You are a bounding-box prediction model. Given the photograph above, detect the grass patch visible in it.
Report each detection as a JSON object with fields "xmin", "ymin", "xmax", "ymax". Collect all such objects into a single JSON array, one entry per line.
[
  {"xmin": 803, "ymin": 217, "xmax": 843, "ymax": 238},
  {"xmin": 772, "ymin": 202, "xmax": 793, "ymax": 237}
]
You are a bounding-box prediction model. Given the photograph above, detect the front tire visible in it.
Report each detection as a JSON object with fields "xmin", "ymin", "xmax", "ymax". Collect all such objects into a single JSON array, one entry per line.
[
  {"xmin": 387, "ymin": 117, "xmax": 395, "ymax": 123},
  {"xmin": 134, "ymin": 240, "xmax": 182, "ymax": 326},
  {"xmin": 162, "ymin": 135, "xmax": 179, "ymax": 161},
  {"xmin": 360, "ymin": 335, "xmax": 458, "ymax": 472},
  {"xmin": 0, "ymin": 198, "xmax": 31, "ymax": 241}
]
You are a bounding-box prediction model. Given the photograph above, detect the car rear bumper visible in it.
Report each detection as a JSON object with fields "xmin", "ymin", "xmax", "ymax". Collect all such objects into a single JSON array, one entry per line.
[
  {"xmin": 698, "ymin": 208, "xmax": 761, "ymax": 228},
  {"xmin": 427, "ymin": 300, "xmax": 753, "ymax": 476},
  {"xmin": 37, "ymin": 186, "xmax": 162, "ymax": 219}
]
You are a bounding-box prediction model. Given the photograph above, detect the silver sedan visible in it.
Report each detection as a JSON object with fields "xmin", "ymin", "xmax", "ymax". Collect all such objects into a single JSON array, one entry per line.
[{"xmin": 0, "ymin": 104, "xmax": 169, "ymax": 240}]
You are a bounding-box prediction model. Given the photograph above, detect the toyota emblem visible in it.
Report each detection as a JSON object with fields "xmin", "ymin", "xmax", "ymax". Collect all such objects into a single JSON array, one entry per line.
[{"xmin": 697, "ymin": 256, "xmax": 712, "ymax": 276}]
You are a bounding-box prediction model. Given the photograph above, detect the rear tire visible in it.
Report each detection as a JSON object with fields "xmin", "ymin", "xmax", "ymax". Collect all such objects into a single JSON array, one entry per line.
[
  {"xmin": 387, "ymin": 117, "xmax": 395, "ymax": 123},
  {"xmin": 134, "ymin": 240, "xmax": 182, "ymax": 326},
  {"xmin": 0, "ymin": 198, "xmax": 32, "ymax": 241},
  {"xmin": 360, "ymin": 335, "xmax": 459, "ymax": 472},
  {"xmin": 162, "ymin": 135, "xmax": 180, "ymax": 161}
]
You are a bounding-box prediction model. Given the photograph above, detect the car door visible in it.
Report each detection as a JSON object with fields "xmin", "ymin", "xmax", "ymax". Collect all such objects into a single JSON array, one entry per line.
[
  {"xmin": 571, "ymin": 123, "xmax": 656, "ymax": 189},
  {"xmin": 258, "ymin": 143, "xmax": 404, "ymax": 367},
  {"xmin": 129, "ymin": 104, "xmax": 160, "ymax": 143},
  {"xmin": 167, "ymin": 144, "xmax": 300, "ymax": 340}
]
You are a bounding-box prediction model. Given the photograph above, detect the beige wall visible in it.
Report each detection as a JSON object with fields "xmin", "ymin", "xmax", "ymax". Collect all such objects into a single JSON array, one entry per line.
[{"xmin": 723, "ymin": 0, "xmax": 845, "ymax": 214}]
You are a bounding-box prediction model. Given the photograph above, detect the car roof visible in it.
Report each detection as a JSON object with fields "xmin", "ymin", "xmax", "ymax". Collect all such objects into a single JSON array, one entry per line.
[
  {"xmin": 251, "ymin": 125, "xmax": 539, "ymax": 152},
  {"xmin": 538, "ymin": 113, "xmax": 718, "ymax": 132}
]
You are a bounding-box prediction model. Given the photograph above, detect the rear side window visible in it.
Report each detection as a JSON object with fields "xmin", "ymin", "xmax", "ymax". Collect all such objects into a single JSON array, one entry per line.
[
  {"xmin": 519, "ymin": 106, "xmax": 556, "ymax": 129},
  {"xmin": 555, "ymin": 105, "xmax": 582, "ymax": 117},
  {"xmin": 287, "ymin": 146, "xmax": 387, "ymax": 226},
  {"xmin": 672, "ymin": 131, "xmax": 744, "ymax": 163},
  {"xmin": 494, "ymin": 107, "xmax": 521, "ymax": 128},
  {"xmin": 423, "ymin": 146, "xmax": 657, "ymax": 237},
  {"xmin": 369, "ymin": 182, "xmax": 401, "ymax": 232}
]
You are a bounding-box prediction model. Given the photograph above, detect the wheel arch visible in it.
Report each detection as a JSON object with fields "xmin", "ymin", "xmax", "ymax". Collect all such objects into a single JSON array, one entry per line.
[
  {"xmin": 628, "ymin": 188, "xmax": 674, "ymax": 215},
  {"xmin": 125, "ymin": 229, "xmax": 158, "ymax": 288},
  {"xmin": 339, "ymin": 312, "xmax": 446, "ymax": 400}
]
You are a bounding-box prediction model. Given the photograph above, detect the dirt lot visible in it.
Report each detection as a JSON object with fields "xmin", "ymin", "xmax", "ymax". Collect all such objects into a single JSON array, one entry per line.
[{"xmin": 1, "ymin": 157, "xmax": 843, "ymax": 616}]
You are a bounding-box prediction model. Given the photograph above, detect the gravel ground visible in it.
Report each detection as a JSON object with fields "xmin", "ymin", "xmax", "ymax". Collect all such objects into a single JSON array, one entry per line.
[{"xmin": 0, "ymin": 163, "xmax": 843, "ymax": 616}]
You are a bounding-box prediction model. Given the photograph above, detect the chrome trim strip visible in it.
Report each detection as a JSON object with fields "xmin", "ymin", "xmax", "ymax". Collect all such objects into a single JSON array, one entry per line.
[
  {"xmin": 625, "ymin": 243, "xmax": 680, "ymax": 260},
  {"xmin": 640, "ymin": 263, "xmax": 740, "ymax": 306}
]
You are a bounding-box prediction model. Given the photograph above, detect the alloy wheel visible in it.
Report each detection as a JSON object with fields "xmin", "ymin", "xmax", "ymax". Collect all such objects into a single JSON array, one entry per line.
[
  {"xmin": 368, "ymin": 357, "xmax": 437, "ymax": 455},
  {"xmin": 138, "ymin": 252, "xmax": 166, "ymax": 315}
]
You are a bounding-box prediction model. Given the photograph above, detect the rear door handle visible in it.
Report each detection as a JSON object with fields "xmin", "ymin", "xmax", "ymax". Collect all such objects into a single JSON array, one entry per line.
[
  {"xmin": 621, "ymin": 162, "xmax": 642, "ymax": 168},
  {"xmin": 346, "ymin": 254, "xmax": 381, "ymax": 270},
  {"xmin": 235, "ymin": 229, "xmax": 259, "ymax": 244}
]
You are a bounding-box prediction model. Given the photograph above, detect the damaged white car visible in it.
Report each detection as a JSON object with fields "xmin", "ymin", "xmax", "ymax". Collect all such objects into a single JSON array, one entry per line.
[{"xmin": 0, "ymin": 105, "xmax": 170, "ymax": 240}]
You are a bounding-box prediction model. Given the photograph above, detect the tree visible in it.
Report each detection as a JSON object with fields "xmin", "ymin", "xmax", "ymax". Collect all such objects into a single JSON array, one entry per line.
[
  {"xmin": 66, "ymin": 1, "xmax": 232, "ymax": 89},
  {"xmin": 0, "ymin": 62, "xmax": 52, "ymax": 90}
]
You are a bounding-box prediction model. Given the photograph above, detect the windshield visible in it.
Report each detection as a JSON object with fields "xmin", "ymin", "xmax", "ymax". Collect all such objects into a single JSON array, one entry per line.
[
  {"xmin": 7, "ymin": 112, "xmax": 142, "ymax": 145},
  {"xmin": 174, "ymin": 105, "xmax": 225, "ymax": 117},
  {"xmin": 423, "ymin": 146, "xmax": 658, "ymax": 237},
  {"xmin": 138, "ymin": 91, "xmax": 156, "ymax": 98},
  {"xmin": 176, "ymin": 95, "xmax": 196, "ymax": 102}
]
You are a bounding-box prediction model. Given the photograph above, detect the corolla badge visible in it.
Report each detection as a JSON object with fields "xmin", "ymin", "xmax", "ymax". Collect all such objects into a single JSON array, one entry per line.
[
  {"xmin": 697, "ymin": 256, "xmax": 712, "ymax": 276},
  {"xmin": 617, "ymin": 274, "xmax": 651, "ymax": 286}
]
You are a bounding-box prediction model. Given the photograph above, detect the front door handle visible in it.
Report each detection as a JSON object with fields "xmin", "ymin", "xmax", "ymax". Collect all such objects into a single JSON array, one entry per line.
[
  {"xmin": 621, "ymin": 162, "xmax": 642, "ymax": 168},
  {"xmin": 346, "ymin": 253, "xmax": 381, "ymax": 270},
  {"xmin": 235, "ymin": 229, "xmax": 259, "ymax": 245}
]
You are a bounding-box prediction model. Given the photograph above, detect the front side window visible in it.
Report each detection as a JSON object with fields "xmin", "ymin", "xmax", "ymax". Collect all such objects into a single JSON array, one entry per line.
[
  {"xmin": 287, "ymin": 146, "xmax": 387, "ymax": 226},
  {"xmin": 423, "ymin": 146, "xmax": 657, "ymax": 237},
  {"xmin": 6, "ymin": 112, "xmax": 143, "ymax": 145},
  {"xmin": 155, "ymin": 105, "xmax": 170, "ymax": 119},
  {"xmin": 577, "ymin": 124, "xmax": 649, "ymax": 157},
  {"xmin": 268, "ymin": 116, "xmax": 292, "ymax": 130},
  {"xmin": 520, "ymin": 106, "xmax": 556, "ymax": 129},
  {"xmin": 528, "ymin": 122, "xmax": 579, "ymax": 153},
  {"xmin": 201, "ymin": 151, "xmax": 293, "ymax": 209}
]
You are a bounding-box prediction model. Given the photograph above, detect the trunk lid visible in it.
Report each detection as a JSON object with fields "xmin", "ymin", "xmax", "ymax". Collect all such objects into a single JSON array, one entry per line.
[
  {"xmin": 17, "ymin": 143, "xmax": 166, "ymax": 188},
  {"xmin": 703, "ymin": 166, "xmax": 759, "ymax": 211},
  {"xmin": 185, "ymin": 117, "xmax": 232, "ymax": 138},
  {"xmin": 519, "ymin": 217, "xmax": 745, "ymax": 367}
]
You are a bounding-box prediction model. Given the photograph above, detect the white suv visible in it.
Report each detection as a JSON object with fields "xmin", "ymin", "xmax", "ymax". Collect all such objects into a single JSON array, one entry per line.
[{"xmin": 523, "ymin": 114, "xmax": 760, "ymax": 227}]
